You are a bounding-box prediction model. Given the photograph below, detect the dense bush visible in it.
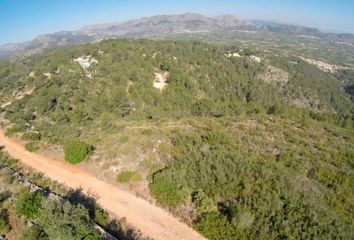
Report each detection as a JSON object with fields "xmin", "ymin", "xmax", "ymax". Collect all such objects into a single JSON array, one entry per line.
[
  {"xmin": 37, "ymin": 199, "xmax": 100, "ymax": 240},
  {"xmin": 21, "ymin": 225, "xmax": 48, "ymax": 240},
  {"xmin": 1, "ymin": 39, "xmax": 351, "ymax": 145},
  {"xmin": 150, "ymin": 124, "xmax": 354, "ymax": 239},
  {"xmin": 83, "ymin": 232, "xmax": 101, "ymax": 240},
  {"xmin": 192, "ymin": 190, "xmax": 215, "ymax": 213},
  {"xmin": 0, "ymin": 151, "xmax": 104, "ymax": 239},
  {"xmin": 94, "ymin": 208, "xmax": 109, "ymax": 227},
  {"xmin": 150, "ymin": 125, "xmax": 240, "ymax": 201},
  {"xmin": 196, "ymin": 193, "xmax": 354, "ymax": 240},
  {"xmin": 64, "ymin": 140, "xmax": 92, "ymax": 164},
  {"xmin": 195, "ymin": 212, "xmax": 237, "ymax": 240},
  {"xmin": 150, "ymin": 174, "xmax": 191, "ymax": 207},
  {"xmin": 16, "ymin": 189, "xmax": 43, "ymax": 219},
  {"xmin": 21, "ymin": 132, "xmax": 41, "ymax": 141},
  {"xmin": 193, "ymin": 99, "xmax": 220, "ymax": 117}
]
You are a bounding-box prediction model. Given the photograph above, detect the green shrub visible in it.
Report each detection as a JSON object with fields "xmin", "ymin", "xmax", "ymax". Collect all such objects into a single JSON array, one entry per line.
[
  {"xmin": 195, "ymin": 212, "xmax": 237, "ymax": 240},
  {"xmin": 149, "ymin": 174, "xmax": 190, "ymax": 207},
  {"xmin": 16, "ymin": 189, "xmax": 43, "ymax": 219},
  {"xmin": 160, "ymin": 63, "xmax": 170, "ymax": 71},
  {"xmin": 21, "ymin": 132, "xmax": 41, "ymax": 141},
  {"xmin": 37, "ymin": 200, "xmax": 97, "ymax": 240},
  {"xmin": 0, "ymin": 218, "xmax": 10, "ymax": 235},
  {"xmin": 193, "ymin": 99, "xmax": 219, "ymax": 117},
  {"xmin": 116, "ymin": 171, "xmax": 141, "ymax": 183},
  {"xmin": 25, "ymin": 142, "xmax": 40, "ymax": 152},
  {"xmin": 94, "ymin": 208, "xmax": 109, "ymax": 227},
  {"xmin": 192, "ymin": 190, "xmax": 216, "ymax": 213},
  {"xmin": 21, "ymin": 225, "xmax": 48, "ymax": 240},
  {"xmin": 83, "ymin": 232, "xmax": 101, "ymax": 240},
  {"xmin": 141, "ymin": 129, "xmax": 153, "ymax": 135},
  {"xmin": 314, "ymin": 168, "xmax": 336, "ymax": 187},
  {"xmin": 267, "ymin": 104, "xmax": 282, "ymax": 114},
  {"xmin": 5, "ymin": 126, "xmax": 22, "ymax": 137},
  {"xmin": 64, "ymin": 140, "xmax": 92, "ymax": 164}
]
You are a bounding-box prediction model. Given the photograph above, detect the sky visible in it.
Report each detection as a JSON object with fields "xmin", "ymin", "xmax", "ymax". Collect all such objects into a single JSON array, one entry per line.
[{"xmin": 1, "ymin": 0, "xmax": 354, "ymax": 44}]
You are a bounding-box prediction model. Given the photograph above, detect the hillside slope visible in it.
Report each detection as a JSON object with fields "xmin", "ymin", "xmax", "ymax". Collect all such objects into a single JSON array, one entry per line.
[
  {"xmin": 0, "ymin": 39, "xmax": 353, "ymax": 239},
  {"xmin": 0, "ymin": 39, "xmax": 352, "ymax": 125}
]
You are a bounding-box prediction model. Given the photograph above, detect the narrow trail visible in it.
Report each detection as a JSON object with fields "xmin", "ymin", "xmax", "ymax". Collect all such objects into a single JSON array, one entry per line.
[{"xmin": 0, "ymin": 129, "xmax": 205, "ymax": 240}]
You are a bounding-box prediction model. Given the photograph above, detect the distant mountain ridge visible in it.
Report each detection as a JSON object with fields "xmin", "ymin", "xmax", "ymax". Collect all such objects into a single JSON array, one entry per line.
[{"xmin": 1, "ymin": 12, "xmax": 353, "ymax": 57}]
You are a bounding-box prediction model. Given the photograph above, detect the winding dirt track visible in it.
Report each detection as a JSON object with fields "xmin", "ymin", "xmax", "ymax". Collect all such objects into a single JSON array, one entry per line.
[{"xmin": 0, "ymin": 129, "xmax": 205, "ymax": 240}]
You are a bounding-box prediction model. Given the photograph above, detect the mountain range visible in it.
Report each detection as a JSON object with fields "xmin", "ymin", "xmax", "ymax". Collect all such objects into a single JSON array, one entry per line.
[{"xmin": 1, "ymin": 12, "xmax": 354, "ymax": 57}]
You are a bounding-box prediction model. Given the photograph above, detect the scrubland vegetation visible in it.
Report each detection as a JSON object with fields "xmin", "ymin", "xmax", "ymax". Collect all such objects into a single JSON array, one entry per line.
[
  {"xmin": 116, "ymin": 170, "xmax": 141, "ymax": 183},
  {"xmin": 0, "ymin": 151, "xmax": 144, "ymax": 240},
  {"xmin": 150, "ymin": 117, "xmax": 354, "ymax": 239},
  {"xmin": 0, "ymin": 39, "xmax": 353, "ymax": 239},
  {"xmin": 64, "ymin": 140, "xmax": 92, "ymax": 164}
]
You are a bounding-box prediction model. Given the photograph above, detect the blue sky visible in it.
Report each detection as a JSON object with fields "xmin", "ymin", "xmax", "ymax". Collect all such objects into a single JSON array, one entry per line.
[{"xmin": 1, "ymin": 0, "xmax": 354, "ymax": 44}]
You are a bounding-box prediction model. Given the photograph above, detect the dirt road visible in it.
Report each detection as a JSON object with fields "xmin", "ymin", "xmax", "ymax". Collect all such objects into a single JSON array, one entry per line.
[{"xmin": 0, "ymin": 129, "xmax": 205, "ymax": 240}]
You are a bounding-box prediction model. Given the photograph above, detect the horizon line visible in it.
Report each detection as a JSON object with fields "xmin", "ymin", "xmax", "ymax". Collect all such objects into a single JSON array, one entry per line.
[{"xmin": 1, "ymin": 12, "xmax": 353, "ymax": 46}]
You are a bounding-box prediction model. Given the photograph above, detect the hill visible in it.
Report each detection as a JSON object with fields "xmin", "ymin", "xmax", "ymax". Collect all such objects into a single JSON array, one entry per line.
[
  {"xmin": 1, "ymin": 13, "xmax": 354, "ymax": 60},
  {"xmin": 0, "ymin": 39, "xmax": 353, "ymax": 239}
]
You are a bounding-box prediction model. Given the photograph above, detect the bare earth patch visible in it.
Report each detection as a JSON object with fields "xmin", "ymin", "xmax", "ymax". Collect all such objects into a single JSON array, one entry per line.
[
  {"xmin": 153, "ymin": 70, "xmax": 169, "ymax": 91},
  {"xmin": 1, "ymin": 87, "xmax": 35, "ymax": 108},
  {"xmin": 299, "ymin": 56, "xmax": 348, "ymax": 73},
  {"xmin": 74, "ymin": 55, "xmax": 98, "ymax": 78},
  {"xmin": 259, "ymin": 66, "xmax": 289, "ymax": 84}
]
